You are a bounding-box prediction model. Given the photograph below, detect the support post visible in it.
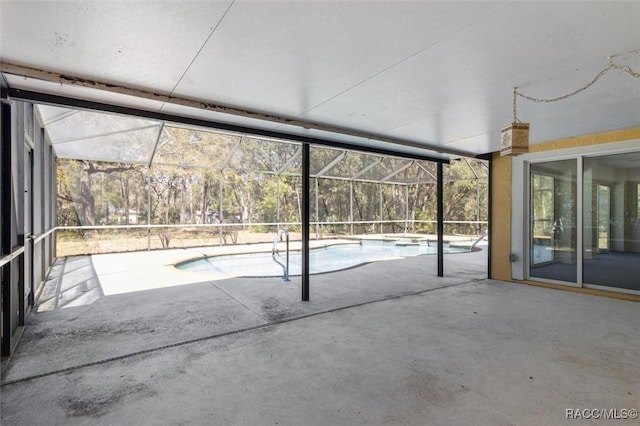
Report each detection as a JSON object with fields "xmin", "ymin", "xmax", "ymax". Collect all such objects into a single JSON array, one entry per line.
[
  {"xmin": 147, "ymin": 168, "xmax": 151, "ymax": 250},
  {"xmin": 276, "ymin": 175, "xmax": 280, "ymax": 225},
  {"xmin": 379, "ymin": 183, "xmax": 383, "ymax": 234},
  {"xmin": 476, "ymin": 179, "xmax": 480, "ymax": 234},
  {"xmin": 1, "ymin": 101, "xmax": 12, "ymax": 356},
  {"xmin": 486, "ymin": 156, "xmax": 492, "ymax": 279},
  {"xmin": 315, "ymin": 177, "xmax": 319, "ymax": 239},
  {"xmin": 219, "ymin": 173, "xmax": 223, "ymax": 246},
  {"xmin": 285, "ymin": 230, "xmax": 290, "ymax": 282},
  {"xmin": 302, "ymin": 144, "xmax": 310, "ymax": 301},
  {"xmin": 437, "ymin": 162, "xmax": 444, "ymax": 277},
  {"xmin": 349, "ymin": 181, "xmax": 354, "ymax": 235},
  {"xmin": 404, "ymin": 184, "xmax": 409, "ymax": 234}
]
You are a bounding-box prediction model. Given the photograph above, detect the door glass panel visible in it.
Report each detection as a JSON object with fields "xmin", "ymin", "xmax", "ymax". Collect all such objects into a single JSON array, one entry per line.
[
  {"xmin": 583, "ymin": 153, "xmax": 640, "ymax": 291},
  {"xmin": 597, "ymin": 185, "xmax": 610, "ymax": 251},
  {"xmin": 530, "ymin": 160, "xmax": 577, "ymax": 282},
  {"xmin": 531, "ymin": 174, "xmax": 554, "ymax": 264}
]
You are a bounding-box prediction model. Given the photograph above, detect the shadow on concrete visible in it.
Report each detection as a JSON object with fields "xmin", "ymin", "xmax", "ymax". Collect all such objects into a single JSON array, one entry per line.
[{"xmin": 37, "ymin": 257, "xmax": 105, "ymax": 312}]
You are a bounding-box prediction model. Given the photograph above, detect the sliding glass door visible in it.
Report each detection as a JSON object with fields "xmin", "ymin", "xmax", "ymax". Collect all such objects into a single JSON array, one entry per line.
[
  {"xmin": 528, "ymin": 151, "xmax": 640, "ymax": 293},
  {"xmin": 596, "ymin": 185, "xmax": 610, "ymax": 252},
  {"xmin": 529, "ymin": 160, "xmax": 577, "ymax": 283},
  {"xmin": 583, "ymin": 153, "xmax": 640, "ymax": 291}
]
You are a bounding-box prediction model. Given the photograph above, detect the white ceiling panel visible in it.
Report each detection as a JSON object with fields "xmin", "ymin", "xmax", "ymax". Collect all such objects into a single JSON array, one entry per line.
[
  {"xmin": 173, "ymin": 1, "xmax": 506, "ymax": 117},
  {"xmin": 515, "ymin": 67, "xmax": 640, "ymax": 143},
  {"xmin": 440, "ymin": 134, "xmax": 495, "ymax": 157},
  {"xmin": 295, "ymin": 2, "xmax": 640, "ymax": 148},
  {"xmin": 2, "ymin": 1, "xmax": 639, "ymax": 157},
  {"xmin": 0, "ymin": 0, "xmax": 233, "ymax": 92}
]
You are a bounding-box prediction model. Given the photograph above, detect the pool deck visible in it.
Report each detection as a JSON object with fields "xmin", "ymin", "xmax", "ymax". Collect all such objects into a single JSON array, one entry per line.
[
  {"xmin": 37, "ymin": 238, "xmax": 367, "ymax": 300},
  {"xmin": 38, "ymin": 236, "xmax": 478, "ymax": 300},
  {"xmin": 2, "ymin": 243, "xmax": 638, "ymax": 425}
]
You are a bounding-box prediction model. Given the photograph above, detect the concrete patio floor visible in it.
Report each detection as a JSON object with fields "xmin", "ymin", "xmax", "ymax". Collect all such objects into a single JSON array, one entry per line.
[{"xmin": 1, "ymin": 246, "xmax": 639, "ymax": 425}]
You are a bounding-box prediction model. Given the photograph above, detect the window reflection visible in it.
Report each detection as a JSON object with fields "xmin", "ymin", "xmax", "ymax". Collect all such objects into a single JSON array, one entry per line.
[
  {"xmin": 529, "ymin": 152, "xmax": 640, "ymax": 292},
  {"xmin": 583, "ymin": 153, "xmax": 640, "ymax": 291},
  {"xmin": 529, "ymin": 160, "xmax": 577, "ymax": 283}
]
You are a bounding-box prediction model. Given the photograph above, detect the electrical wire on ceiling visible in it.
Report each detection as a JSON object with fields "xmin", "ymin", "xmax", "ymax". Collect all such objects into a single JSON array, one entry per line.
[{"xmin": 512, "ymin": 49, "xmax": 640, "ymax": 122}]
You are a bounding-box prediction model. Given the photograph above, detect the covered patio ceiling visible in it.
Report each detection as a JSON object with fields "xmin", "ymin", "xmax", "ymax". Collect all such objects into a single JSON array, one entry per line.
[{"xmin": 2, "ymin": 1, "xmax": 639, "ymax": 158}]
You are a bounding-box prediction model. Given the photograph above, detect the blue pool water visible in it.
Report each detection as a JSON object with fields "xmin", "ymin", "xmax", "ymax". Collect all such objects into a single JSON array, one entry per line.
[{"xmin": 176, "ymin": 240, "xmax": 471, "ymax": 277}]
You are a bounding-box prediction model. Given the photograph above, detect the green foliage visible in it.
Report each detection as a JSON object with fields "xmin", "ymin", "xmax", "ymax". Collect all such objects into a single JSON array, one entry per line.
[{"xmin": 56, "ymin": 137, "xmax": 489, "ymax": 238}]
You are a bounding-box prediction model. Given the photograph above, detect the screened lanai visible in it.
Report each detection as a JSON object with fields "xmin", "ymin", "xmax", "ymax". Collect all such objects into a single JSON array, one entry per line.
[
  {"xmin": 44, "ymin": 104, "xmax": 488, "ymax": 262},
  {"xmin": 0, "ymin": 98, "xmax": 490, "ymax": 364}
]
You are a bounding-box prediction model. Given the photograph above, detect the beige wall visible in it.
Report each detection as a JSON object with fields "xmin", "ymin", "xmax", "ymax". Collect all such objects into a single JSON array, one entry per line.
[
  {"xmin": 490, "ymin": 127, "xmax": 640, "ymax": 301},
  {"xmin": 490, "ymin": 152, "xmax": 512, "ymax": 281},
  {"xmin": 528, "ymin": 128, "xmax": 640, "ymax": 153}
]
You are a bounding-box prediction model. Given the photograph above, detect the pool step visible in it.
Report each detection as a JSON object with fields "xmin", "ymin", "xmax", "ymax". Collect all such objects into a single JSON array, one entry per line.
[{"xmin": 395, "ymin": 241, "xmax": 421, "ymax": 247}]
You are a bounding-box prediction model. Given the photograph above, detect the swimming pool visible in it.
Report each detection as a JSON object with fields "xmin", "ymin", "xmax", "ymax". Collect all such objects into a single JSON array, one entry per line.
[{"xmin": 176, "ymin": 240, "xmax": 472, "ymax": 278}]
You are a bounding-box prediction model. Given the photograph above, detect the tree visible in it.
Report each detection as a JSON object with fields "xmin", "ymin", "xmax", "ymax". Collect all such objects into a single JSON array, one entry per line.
[
  {"xmin": 56, "ymin": 127, "xmax": 489, "ymax": 254},
  {"xmin": 57, "ymin": 159, "xmax": 138, "ymax": 226}
]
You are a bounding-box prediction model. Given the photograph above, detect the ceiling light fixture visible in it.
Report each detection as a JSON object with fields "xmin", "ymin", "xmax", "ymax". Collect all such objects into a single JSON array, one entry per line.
[{"xmin": 501, "ymin": 49, "xmax": 640, "ymax": 157}]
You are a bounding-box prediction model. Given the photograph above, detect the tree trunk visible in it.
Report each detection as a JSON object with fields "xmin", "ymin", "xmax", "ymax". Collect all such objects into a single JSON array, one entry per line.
[
  {"xmin": 79, "ymin": 161, "xmax": 96, "ymax": 226},
  {"xmin": 201, "ymin": 180, "xmax": 209, "ymax": 224},
  {"xmin": 180, "ymin": 179, "xmax": 186, "ymax": 224},
  {"xmin": 295, "ymin": 185, "xmax": 301, "ymax": 225},
  {"xmin": 120, "ymin": 178, "xmax": 130, "ymax": 225}
]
